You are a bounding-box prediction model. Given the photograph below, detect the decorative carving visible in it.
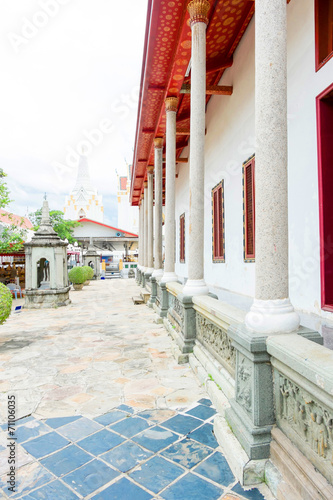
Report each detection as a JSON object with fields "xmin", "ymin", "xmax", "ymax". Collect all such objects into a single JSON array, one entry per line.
[
  {"xmin": 147, "ymin": 165, "xmax": 154, "ymax": 174},
  {"xmin": 196, "ymin": 313, "xmax": 235, "ymax": 375},
  {"xmin": 154, "ymin": 138, "xmax": 164, "ymax": 149},
  {"xmin": 237, "ymin": 355, "xmax": 252, "ymax": 413},
  {"xmin": 277, "ymin": 373, "xmax": 333, "ymax": 465},
  {"xmin": 165, "ymin": 97, "xmax": 179, "ymax": 113},
  {"xmin": 143, "ymin": 181, "xmax": 148, "ymax": 188},
  {"xmin": 167, "ymin": 294, "xmax": 184, "ymax": 333},
  {"xmin": 187, "ymin": 0, "xmax": 210, "ymax": 27}
]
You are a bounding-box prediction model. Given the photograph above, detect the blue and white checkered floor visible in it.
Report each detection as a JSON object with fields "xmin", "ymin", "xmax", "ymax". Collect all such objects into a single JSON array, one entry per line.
[{"xmin": 0, "ymin": 399, "xmax": 267, "ymax": 500}]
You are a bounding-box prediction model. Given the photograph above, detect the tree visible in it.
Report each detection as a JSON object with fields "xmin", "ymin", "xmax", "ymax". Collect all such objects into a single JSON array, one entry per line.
[
  {"xmin": 29, "ymin": 209, "xmax": 81, "ymax": 244},
  {"xmin": 0, "ymin": 171, "xmax": 27, "ymax": 253}
]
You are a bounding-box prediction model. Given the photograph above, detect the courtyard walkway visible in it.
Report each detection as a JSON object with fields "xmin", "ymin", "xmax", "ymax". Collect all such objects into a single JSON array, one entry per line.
[{"xmin": 0, "ymin": 279, "xmax": 273, "ymax": 499}]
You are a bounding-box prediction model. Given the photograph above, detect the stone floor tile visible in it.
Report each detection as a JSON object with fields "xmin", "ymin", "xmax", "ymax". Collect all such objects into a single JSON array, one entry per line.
[
  {"xmin": 192, "ymin": 451, "xmax": 235, "ymax": 487},
  {"xmin": 132, "ymin": 425, "xmax": 179, "ymax": 453},
  {"xmin": 161, "ymin": 414, "xmax": 203, "ymax": 436},
  {"xmin": 21, "ymin": 431, "xmax": 70, "ymax": 459},
  {"xmin": 129, "ymin": 455, "xmax": 183, "ymax": 494},
  {"xmin": 91, "ymin": 477, "xmax": 153, "ymax": 500},
  {"xmin": 232, "ymin": 483, "xmax": 266, "ymax": 500},
  {"xmin": 93, "ymin": 409, "xmax": 127, "ymax": 426},
  {"xmin": 44, "ymin": 416, "xmax": 81, "ymax": 429},
  {"xmin": 21, "ymin": 479, "xmax": 80, "ymax": 499},
  {"xmin": 40, "ymin": 444, "xmax": 92, "ymax": 477},
  {"xmin": 0, "ymin": 444, "xmax": 34, "ymax": 476},
  {"xmin": 197, "ymin": 398, "xmax": 213, "ymax": 407},
  {"xmin": 186, "ymin": 404, "xmax": 217, "ymax": 421},
  {"xmin": 160, "ymin": 472, "xmax": 223, "ymax": 500},
  {"xmin": 187, "ymin": 423, "xmax": 219, "ymax": 449},
  {"xmin": 77, "ymin": 428, "xmax": 125, "ymax": 455},
  {"xmin": 15, "ymin": 421, "xmax": 51, "ymax": 444},
  {"xmin": 137, "ymin": 409, "xmax": 177, "ymax": 424},
  {"xmin": 56, "ymin": 417, "xmax": 102, "ymax": 441},
  {"xmin": 116, "ymin": 404, "xmax": 134, "ymax": 414},
  {"xmin": 109, "ymin": 416, "xmax": 151, "ymax": 438},
  {"xmin": 160, "ymin": 438, "xmax": 214, "ymax": 469},
  {"xmin": 0, "ymin": 461, "xmax": 53, "ymax": 498},
  {"xmin": 101, "ymin": 440, "xmax": 153, "ymax": 472},
  {"xmin": 62, "ymin": 459, "xmax": 119, "ymax": 497}
]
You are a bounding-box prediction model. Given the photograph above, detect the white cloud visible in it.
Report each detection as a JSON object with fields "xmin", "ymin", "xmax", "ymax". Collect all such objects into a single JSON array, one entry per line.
[{"xmin": 0, "ymin": 0, "xmax": 147, "ymax": 225}]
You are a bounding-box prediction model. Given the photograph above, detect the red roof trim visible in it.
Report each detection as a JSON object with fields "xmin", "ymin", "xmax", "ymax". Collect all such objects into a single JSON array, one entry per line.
[{"xmin": 76, "ymin": 218, "xmax": 138, "ymax": 237}]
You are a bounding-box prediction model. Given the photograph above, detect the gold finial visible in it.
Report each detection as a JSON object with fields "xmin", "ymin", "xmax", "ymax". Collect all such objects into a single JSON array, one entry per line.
[
  {"xmin": 165, "ymin": 97, "xmax": 179, "ymax": 113},
  {"xmin": 154, "ymin": 138, "xmax": 164, "ymax": 149},
  {"xmin": 147, "ymin": 165, "xmax": 154, "ymax": 174},
  {"xmin": 187, "ymin": 0, "xmax": 210, "ymax": 26}
]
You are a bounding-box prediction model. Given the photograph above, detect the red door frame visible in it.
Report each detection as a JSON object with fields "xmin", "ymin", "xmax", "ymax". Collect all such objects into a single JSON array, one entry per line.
[{"xmin": 317, "ymin": 82, "xmax": 333, "ymax": 311}]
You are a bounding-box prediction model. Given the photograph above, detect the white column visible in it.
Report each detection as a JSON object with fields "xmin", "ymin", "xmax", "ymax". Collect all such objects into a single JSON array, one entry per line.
[
  {"xmin": 183, "ymin": 0, "xmax": 210, "ymax": 297},
  {"xmin": 161, "ymin": 97, "xmax": 178, "ymax": 283},
  {"xmin": 146, "ymin": 166, "xmax": 154, "ymax": 275},
  {"xmin": 152, "ymin": 138, "xmax": 164, "ymax": 278},
  {"xmin": 245, "ymin": 0, "xmax": 299, "ymax": 334},
  {"xmin": 144, "ymin": 183, "xmax": 148, "ymax": 270},
  {"xmin": 139, "ymin": 195, "xmax": 144, "ymax": 269}
]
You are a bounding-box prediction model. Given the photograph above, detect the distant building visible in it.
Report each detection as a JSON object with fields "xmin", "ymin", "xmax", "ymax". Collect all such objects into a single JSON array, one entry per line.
[
  {"xmin": 0, "ymin": 210, "xmax": 34, "ymax": 243},
  {"xmin": 64, "ymin": 155, "xmax": 104, "ymax": 223},
  {"xmin": 117, "ymin": 163, "xmax": 138, "ymax": 236}
]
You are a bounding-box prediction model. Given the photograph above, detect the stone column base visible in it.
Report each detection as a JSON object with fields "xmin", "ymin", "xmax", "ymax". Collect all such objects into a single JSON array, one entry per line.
[
  {"xmin": 25, "ymin": 287, "xmax": 71, "ymax": 309},
  {"xmin": 163, "ymin": 291, "xmax": 196, "ymax": 364},
  {"xmin": 147, "ymin": 276, "xmax": 157, "ymax": 308},
  {"xmin": 153, "ymin": 281, "xmax": 169, "ymax": 318}
]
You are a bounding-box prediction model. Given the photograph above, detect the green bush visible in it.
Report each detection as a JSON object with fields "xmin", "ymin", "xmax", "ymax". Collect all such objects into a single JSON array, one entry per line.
[
  {"xmin": 82, "ymin": 265, "xmax": 94, "ymax": 280},
  {"xmin": 68, "ymin": 266, "xmax": 86, "ymax": 284},
  {"xmin": 0, "ymin": 283, "xmax": 12, "ymax": 325}
]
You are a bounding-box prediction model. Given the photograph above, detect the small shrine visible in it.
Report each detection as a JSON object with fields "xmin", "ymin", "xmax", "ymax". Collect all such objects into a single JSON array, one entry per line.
[
  {"xmin": 24, "ymin": 200, "xmax": 71, "ymax": 308},
  {"xmin": 83, "ymin": 238, "xmax": 101, "ymax": 279}
]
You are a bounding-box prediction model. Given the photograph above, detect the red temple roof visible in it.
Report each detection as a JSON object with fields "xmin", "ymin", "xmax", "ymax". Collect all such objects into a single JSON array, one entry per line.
[{"xmin": 130, "ymin": 0, "xmax": 255, "ymax": 206}]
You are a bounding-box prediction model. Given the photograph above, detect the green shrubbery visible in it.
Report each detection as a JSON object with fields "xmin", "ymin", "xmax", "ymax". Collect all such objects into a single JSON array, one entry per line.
[
  {"xmin": 68, "ymin": 266, "xmax": 86, "ymax": 284},
  {"xmin": 0, "ymin": 283, "xmax": 12, "ymax": 325},
  {"xmin": 82, "ymin": 266, "xmax": 94, "ymax": 281}
]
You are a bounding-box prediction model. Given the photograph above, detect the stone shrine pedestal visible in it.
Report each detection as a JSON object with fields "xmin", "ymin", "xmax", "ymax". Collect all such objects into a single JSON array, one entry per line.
[{"xmin": 24, "ymin": 200, "xmax": 71, "ymax": 309}]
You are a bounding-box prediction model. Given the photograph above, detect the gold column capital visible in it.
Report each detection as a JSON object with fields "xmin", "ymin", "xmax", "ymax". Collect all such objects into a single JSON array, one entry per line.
[
  {"xmin": 187, "ymin": 0, "xmax": 210, "ymax": 26},
  {"xmin": 147, "ymin": 165, "xmax": 154, "ymax": 174},
  {"xmin": 154, "ymin": 138, "xmax": 164, "ymax": 149},
  {"xmin": 165, "ymin": 96, "xmax": 179, "ymax": 113},
  {"xmin": 143, "ymin": 180, "xmax": 148, "ymax": 188}
]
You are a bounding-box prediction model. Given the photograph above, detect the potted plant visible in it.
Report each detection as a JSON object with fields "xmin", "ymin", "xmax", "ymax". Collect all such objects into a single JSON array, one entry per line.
[
  {"xmin": 0, "ymin": 283, "xmax": 13, "ymax": 325},
  {"xmin": 82, "ymin": 265, "xmax": 94, "ymax": 285},
  {"xmin": 68, "ymin": 267, "xmax": 86, "ymax": 290}
]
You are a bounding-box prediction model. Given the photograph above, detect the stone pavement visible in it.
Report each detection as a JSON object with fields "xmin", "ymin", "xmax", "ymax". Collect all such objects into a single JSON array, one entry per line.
[{"xmin": 0, "ymin": 279, "xmax": 274, "ymax": 499}]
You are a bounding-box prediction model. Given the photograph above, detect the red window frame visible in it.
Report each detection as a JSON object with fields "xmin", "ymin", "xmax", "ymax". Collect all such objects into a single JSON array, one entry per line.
[
  {"xmin": 315, "ymin": 0, "xmax": 333, "ymax": 71},
  {"xmin": 317, "ymin": 82, "xmax": 333, "ymax": 311},
  {"xmin": 243, "ymin": 156, "xmax": 255, "ymax": 262},
  {"xmin": 212, "ymin": 181, "xmax": 225, "ymax": 263},
  {"xmin": 179, "ymin": 213, "xmax": 185, "ymax": 263}
]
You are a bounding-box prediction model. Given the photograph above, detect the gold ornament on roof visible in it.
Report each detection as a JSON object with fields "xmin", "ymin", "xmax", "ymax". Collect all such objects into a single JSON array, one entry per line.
[
  {"xmin": 187, "ymin": 0, "xmax": 210, "ymax": 26},
  {"xmin": 165, "ymin": 96, "xmax": 179, "ymax": 113}
]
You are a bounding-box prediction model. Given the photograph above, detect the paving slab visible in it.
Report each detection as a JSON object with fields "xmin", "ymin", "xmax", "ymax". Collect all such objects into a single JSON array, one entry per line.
[{"xmin": 0, "ymin": 280, "xmax": 274, "ymax": 499}]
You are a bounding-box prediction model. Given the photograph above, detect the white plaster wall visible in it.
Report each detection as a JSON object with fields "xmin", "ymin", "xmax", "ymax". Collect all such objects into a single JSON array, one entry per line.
[
  {"xmin": 73, "ymin": 221, "xmax": 124, "ymax": 238},
  {"xmin": 175, "ymin": 146, "xmax": 190, "ymax": 281},
  {"xmin": 174, "ymin": 0, "xmax": 333, "ymax": 319}
]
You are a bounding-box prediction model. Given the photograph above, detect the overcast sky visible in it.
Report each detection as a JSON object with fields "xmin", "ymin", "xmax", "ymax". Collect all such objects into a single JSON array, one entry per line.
[{"xmin": 0, "ymin": 0, "xmax": 147, "ymax": 226}]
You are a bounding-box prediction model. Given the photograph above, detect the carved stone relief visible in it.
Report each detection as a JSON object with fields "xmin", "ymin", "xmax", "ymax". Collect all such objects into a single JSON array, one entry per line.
[
  {"xmin": 276, "ymin": 372, "xmax": 333, "ymax": 469},
  {"xmin": 196, "ymin": 313, "xmax": 236, "ymax": 375},
  {"xmin": 167, "ymin": 295, "xmax": 184, "ymax": 333},
  {"xmin": 236, "ymin": 354, "xmax": 252, "ymax": 414}
]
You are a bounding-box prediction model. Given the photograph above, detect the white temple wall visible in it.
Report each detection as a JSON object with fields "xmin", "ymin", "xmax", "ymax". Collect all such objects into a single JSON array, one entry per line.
[{"xmin": 174, "ymin": 0, "xmax": 333, "ymax": 319}]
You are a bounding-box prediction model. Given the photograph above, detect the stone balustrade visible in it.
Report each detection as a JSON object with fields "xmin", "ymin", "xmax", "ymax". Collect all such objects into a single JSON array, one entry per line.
[{"xmin": 266, "ymin": 334, "xmax": 333, "ymax": 497}]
